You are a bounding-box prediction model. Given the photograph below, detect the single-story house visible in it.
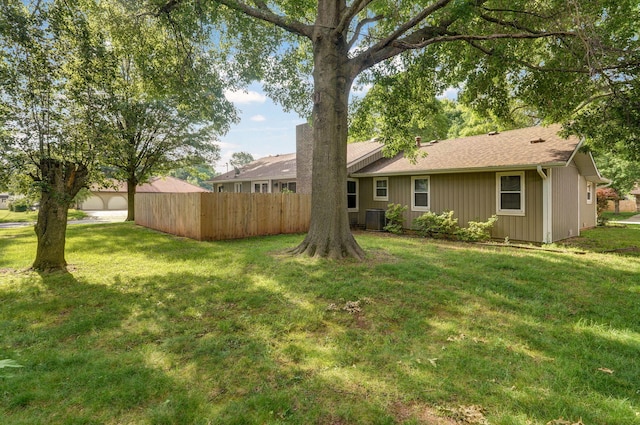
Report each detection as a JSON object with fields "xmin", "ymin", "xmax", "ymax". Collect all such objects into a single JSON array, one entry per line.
[
  {"xmin": 350, "ymin": 125, "xmax": 607, "ymax": 243},
  {"xmin": 212, "ymin": 123, "xmax": 608, "ymax": 243},
  {"xmin": 0, "ymin": 193, "xmax": 9, "ymax": 210},
  {"xmin": 78, "ymin": 176, "xmax": 209, "ymax": 211},
  {"xmin": 211, "ymin": 124, "xmax": 384, "ymax": 194}
]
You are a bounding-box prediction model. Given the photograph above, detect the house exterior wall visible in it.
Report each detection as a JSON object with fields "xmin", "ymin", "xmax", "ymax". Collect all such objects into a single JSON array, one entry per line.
[
  {"xmin": 0, "ymin": 193, "xmax": 9, "ymax": 210},
  {"xmin": 215, "ymin": 180, "xmax": 297, "ymax": 193},
  {"xmin": 354, "ymin": 170, "xmax": 545, "ymax": 242},
  {"xmin": 551, "ymin": 165, "xmax": 581, "ymax": 241}
]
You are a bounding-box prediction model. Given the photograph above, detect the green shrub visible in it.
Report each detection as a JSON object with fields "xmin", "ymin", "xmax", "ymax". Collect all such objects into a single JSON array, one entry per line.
[
  {"xmin": 455, "ymin": 215, "xmax": 498, "ymax": 241},
  {"xmin": 384, "ymin": 203, "xmax": 408, "ymax": 235},
  {"xmin": 414, "ymin": 211, "xmax": 498, "ymax": 242},
  {"xmin": 8, "ymin": 198, "xmax": 30, "ymax": 212},
  {"xmin": 413, "ymin": 210, "xmax": 459, "ymax": 238}
]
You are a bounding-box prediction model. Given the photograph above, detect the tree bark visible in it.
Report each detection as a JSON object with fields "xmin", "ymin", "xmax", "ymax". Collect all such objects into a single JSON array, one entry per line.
[
  {"xmin": 291, "ymin": 8, "xmax": 365, "ymax": 260},
  {"xmin": 33, "ymin": 159, "xmax": 89, "ymax": 272},
  {"xmin": 126, "ymin": 176, "xmax": 137, "ymax": 221}
]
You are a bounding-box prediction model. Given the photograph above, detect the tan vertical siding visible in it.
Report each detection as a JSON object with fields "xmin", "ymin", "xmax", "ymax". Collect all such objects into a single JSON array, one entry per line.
[
  {"xmin": 347, "ymin": 150, "xmax": 384, "ymax": 174},
  {"xmin": 355, "ymin": 170, "xmax": 544, "ymax": 242},
  {"xmin": 552, "ymin": 165, "xmax": 580, "ymax": 241},
  {"xmin": 577, "ymin": 166, "xmax": 597, "ymax": 230}
]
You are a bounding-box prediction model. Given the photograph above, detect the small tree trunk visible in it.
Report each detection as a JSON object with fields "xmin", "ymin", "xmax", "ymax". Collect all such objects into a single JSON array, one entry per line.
[
  {"xmin": 291, "ymin": 20, "xmax": 365, "ymax": 260},
  {"xmin": 126, "ymin": 176, "xmax": 137, "ymax": 221},
  {"xmin": 614, "ymin": 199, "xmax": 620, "ymax": 214},
  {"xmin": 33, "ymin": 159, "xmax": 89, "ymax": 272}
]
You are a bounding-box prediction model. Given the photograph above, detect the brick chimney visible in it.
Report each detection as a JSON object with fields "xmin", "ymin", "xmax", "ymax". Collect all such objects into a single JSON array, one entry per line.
[{"xmin": 296, "ymin": 123, "xmax": 313, "ymax": 194}]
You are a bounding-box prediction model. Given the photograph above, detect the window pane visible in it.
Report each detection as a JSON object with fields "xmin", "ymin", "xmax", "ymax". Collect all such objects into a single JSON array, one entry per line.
[
  {"xmin": 376, "ymin": 188, "xmax": 387, "ymax": 197},
  {"xmin": 501, "ymin": 193, "xmax": 521, "ymax": 210},
  {"xmin": 347, "ymin": 181, "xmax": 356, "ymax": 194},
  {"xmin": 376, "ymin": 180, "xmax": 387, "ymax": 189},
  {"xmin": 415, "ymin": 193, "xmax": 428, "ymax": 207},
  {"xmin": 501, "ymin": 175, "xmax": 521, "ymax": 192},
  {"xmin": 347, "ymin": 194, "xmax": 356, "ymax": 209},
  {"xmin": 414, "ymin": 178, "xmax": 428, "ymax": 192}
]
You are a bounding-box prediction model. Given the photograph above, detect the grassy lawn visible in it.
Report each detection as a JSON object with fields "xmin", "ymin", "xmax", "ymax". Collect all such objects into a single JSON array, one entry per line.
[
  {"xmin": 1, "ymin": 223, "xmax": 639, "ymax": 425},
  {"xmin": 601, "ymin": 211, "xmax": 639, "ymax": 222},
  {"xmin": 0, "ymin": 209, "xmax": 87, "ymax": 223}
]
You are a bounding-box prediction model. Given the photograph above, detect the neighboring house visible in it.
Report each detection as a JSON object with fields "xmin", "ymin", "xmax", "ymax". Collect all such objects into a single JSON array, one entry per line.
[
  {"xmin": 78, "ymin": 176, "xmax": 209, "ymax": 211},
  {"xmin": 213, "ymin": 123, "xmax": 608, "ymax": 243},
  {"xmin": 0, "ymin": 193, "xmax": 9, "ymax": 210},
  {"xmin": 630, "ymin": 185, "xmax": 640, "ymax": 212},
  {"xmin": 211, "ymin": 124, "xmax": 384, "ymax": 195}
]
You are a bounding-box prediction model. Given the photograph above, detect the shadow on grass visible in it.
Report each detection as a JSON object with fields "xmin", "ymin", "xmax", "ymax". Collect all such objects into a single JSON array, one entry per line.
[{"xmin": 1, "ymin": 226, "xmax": 639, "ymax": 424}]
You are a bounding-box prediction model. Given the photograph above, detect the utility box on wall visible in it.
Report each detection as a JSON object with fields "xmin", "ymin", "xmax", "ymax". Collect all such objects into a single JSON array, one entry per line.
[{"xmin": 365, "ymin": 208, "xmax": 386, "ymax": 231}]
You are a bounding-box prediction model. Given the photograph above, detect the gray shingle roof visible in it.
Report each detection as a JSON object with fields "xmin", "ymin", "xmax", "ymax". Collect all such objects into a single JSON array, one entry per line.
[
  {"xmin": 212, "ymin": 141, "xmax": 384, "ymax": 183},
  {"xmin": 353, "ymin": 124, "xmax": 583, "ymax": 176}
]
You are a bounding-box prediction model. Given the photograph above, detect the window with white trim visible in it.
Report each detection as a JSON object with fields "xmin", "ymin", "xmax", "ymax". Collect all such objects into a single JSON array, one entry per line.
[
  {"xmin": 411, "ymin": 176, "xmax": 430, "ymax": 211},
  {"xmin": 281, "ymin": 182, "xmax": 297, "ymax": 193},
  {"xmin": 496, "ymin": 172, "xmax": 525, "ymax": 216},
  {"xmin": 234, "ymin": 182, "xmax": 242, "ymax": 193},
  {"xmin": 373, "ymin": 177, "xmax": 388, "ymax": 201},
  {"xmin": 252, "ymin": 181, "xmax": 269, "ymax": 193},
  {"xmin": 586, "ymin": 181, "xmax": 593, "ymax": 204},
  {"xmin": 217, "ymin": 184, "xmax": 224, "ymax": 192},
  {"xmin": 347, "ymin": 179, "xmax": 358, "ymax": 212}
]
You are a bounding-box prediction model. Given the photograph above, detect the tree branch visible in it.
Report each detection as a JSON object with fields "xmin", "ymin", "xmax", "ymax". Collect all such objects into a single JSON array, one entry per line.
[
  {"xmin": 396, "ymin": 31, "xmax": 574, "ymax": 50},
  {"xmin": 347, "ymin": 14, "xmax": 383, "ymax": 50},
  {"xmin": 367, "ymin": 0, "xmax": 454, "ymax": 53},
  {"xmin": 465, "ymin": 39, "xmax": 589, "ymax": 74},
  {"xmin": 335, "ymin": 0, "xmax": 374, "ymax": 36},
  {"xmin": 214, "ymin": 0, "xmax": 313, "ymax": 39}
]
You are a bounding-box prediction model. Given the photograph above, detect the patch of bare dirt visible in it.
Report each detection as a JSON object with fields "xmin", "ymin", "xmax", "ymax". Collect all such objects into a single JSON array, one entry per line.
[{"xmin": 389, "ymin": 401, "xmax": 459, "ymax": 424}]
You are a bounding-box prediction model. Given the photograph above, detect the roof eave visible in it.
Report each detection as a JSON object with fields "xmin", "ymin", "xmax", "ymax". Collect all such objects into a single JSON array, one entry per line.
[
  {"xmin": 211, "ymin": 174, "xmax": 297, "ymax": 184},
  {"xmin": 351, "ymin": 162, "xmax": 569, "ymax": 178}
]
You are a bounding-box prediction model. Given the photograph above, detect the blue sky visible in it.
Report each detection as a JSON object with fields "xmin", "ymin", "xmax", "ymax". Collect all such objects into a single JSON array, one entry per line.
[
  {"xmin": 217, "ymin": 82, "xmax": 306, "ymax": 173},
  {"xmin": 218, "ymin": 82, "xmax": 459, "ymax": 173}
]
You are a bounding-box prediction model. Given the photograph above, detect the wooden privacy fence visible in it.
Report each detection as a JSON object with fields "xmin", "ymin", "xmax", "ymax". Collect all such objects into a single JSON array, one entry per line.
[{"xmin": 135, "ymin": 192, "xmax": 311, "ymax": 241}]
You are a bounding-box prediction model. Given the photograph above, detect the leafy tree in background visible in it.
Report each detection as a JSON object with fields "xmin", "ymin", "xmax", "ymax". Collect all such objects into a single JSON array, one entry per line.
[
  {"xmin": 229, "ymin": 151, "xmax": 255, "ymax": 169},
  {"xmin": 94, "ymin": 1, "xmax": 236, "ymax": 221},
  {"xmin": 593, "ymin": 153, "xmax": 640, "ymax": 214},
  {"xmin": 170, "ymin": 164, "xmax": 217, "ymax": 190},
  {"xmin": 0, "ymin": 0, "xmax": 112, "ymax": 271},
  {"xmin": 156, "ymin": 0, "xmax": 630, "ymax": 259}
]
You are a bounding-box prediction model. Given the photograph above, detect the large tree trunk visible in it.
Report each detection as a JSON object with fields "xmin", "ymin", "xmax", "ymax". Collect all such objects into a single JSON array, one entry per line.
[
  {"xmin": 33, "ymin": 159, "xmax": 89, "ymax": 272},
  {"xmin": 126, "ymin": 176, "xmax": 137, "ymax": 221},
  {"xmin": 292, "ymin": 10, "xmax": 365, "ymax": 260}
]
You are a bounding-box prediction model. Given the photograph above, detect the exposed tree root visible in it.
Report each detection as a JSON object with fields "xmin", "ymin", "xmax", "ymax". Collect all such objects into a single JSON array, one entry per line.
[{"xmin": 290, "ymin": 234, "xmax": 365, "ymax": 260}]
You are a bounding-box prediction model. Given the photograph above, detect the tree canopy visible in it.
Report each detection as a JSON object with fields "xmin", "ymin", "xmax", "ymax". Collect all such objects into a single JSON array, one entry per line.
[
  {"xmin": 152, "ymin": 0, "xmax": 640, "ymax": 259},
  {"xmin": 0, "ymin": 0, "xmax": 237, "ymax": 269},
  {"xmin": 89, "ymin": 0, "xmax": 236, "ymax": 220}
]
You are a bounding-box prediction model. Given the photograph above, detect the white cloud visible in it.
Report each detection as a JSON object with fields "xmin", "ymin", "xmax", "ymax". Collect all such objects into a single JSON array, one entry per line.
[
  {"xmin": 224, "ymin": 89, "xmax": 267, "ymax": 104},
  {"xmin": 250, "ymin": 115, "xmax": 267, "ymax": 122}
]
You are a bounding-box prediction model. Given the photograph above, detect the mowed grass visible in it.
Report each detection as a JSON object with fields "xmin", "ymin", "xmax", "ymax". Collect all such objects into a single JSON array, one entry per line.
[
  {"xmin": 0, "ymin": 209, "xmax": 87, "ymax": 223},
  {"xmin": 0, "ymin": 223, "xmax": 639, "ymax": 425}
]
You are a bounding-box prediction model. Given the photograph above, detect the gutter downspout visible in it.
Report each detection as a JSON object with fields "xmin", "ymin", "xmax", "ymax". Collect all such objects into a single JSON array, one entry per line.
[{"xmin": 537, "ymin": 166, "xmax": 552, "ymax": 244}]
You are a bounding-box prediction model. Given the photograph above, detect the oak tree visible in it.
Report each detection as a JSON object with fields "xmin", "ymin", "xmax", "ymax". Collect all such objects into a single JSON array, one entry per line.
[{"xmin": 162, "ymin": 0, "xmax": 631, "ymax": 259}]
